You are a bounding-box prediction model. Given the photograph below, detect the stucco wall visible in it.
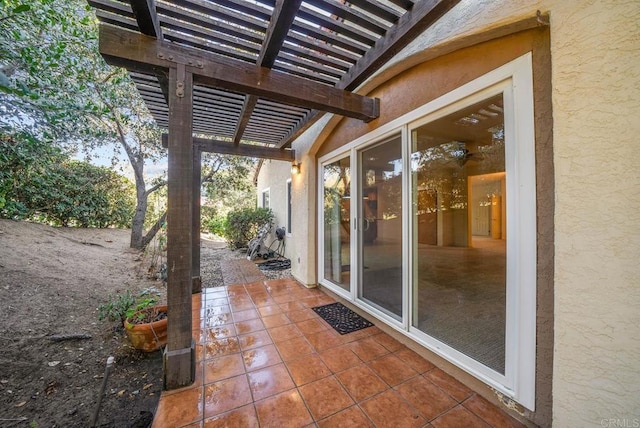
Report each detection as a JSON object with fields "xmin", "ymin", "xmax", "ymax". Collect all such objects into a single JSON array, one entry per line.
[
  {"xmin": 255, "ymin": 159, "xmax": 292, "ymax": 260},
  {"xmin": 287, "ymin": 0, "xmax": 640, "ymax": 424}
]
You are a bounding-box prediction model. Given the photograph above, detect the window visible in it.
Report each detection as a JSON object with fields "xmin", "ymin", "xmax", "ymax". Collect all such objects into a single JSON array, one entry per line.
[{"xmin": 261, "ymin": 188, "xmax": 270, "ymax": 209}]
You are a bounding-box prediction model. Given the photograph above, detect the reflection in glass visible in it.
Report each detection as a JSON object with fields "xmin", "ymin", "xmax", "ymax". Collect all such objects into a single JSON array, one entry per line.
[
  {"xmin": 323, "ymin": 157, "xmax": 351, "ymax": 290},
  {"xmin": 411, "ymin": 94, "xmax": 507, "ymax": 373},
  {"xmin": 360, "ymin": 134, "xmax": 403, "ymax": 319}
]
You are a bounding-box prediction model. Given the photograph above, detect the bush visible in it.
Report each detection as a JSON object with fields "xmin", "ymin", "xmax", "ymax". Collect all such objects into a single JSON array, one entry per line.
[
  {"xmin": 224, "ymin": 207, "xmax": 273, "ymax": 249},
  {"xmin": 207, "ymin": 215, "xmax": 227, "ymax": 237},
  {"xmin": 97, "ymin": 289, "xmax": 160, "ymax": 324}
]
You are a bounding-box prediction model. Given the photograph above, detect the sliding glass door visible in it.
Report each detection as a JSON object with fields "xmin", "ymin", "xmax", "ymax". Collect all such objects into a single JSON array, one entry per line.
[
  {"xmin": 318, "ymin": 55, "xmax": 536, "ymax": 408},
  {"xmin": 322, "ymin": 157, "xmax": 351, "ymax": 291},
  {"xmin": 410, "ymin": 93, "xmax": 507, "ymax": 374},
  {"xmin": 358, "ymin": 135, "xmax": 403, "ymax": 320}
]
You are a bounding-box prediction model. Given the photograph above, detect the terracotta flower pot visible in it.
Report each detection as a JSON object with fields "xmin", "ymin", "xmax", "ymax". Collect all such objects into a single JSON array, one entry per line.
[{"xmin": 124, "ymin": 305, "xmax": 168, "ymax": 352}]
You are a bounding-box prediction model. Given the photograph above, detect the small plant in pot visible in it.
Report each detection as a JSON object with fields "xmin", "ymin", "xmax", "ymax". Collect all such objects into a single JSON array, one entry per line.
[{"xmin": 98, "ymin": 289, "xmax": 167, "ymax": 352}]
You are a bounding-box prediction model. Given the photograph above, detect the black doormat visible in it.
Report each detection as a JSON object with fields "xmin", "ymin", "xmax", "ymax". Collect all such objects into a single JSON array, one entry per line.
[{"xmin": 312, "ymin": 302, "xmax": 374, "ymax": 335}]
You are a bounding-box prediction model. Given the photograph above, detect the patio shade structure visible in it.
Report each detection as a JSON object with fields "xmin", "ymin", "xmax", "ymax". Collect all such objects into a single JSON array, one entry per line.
[{"xmin": 90, "ymin": 0, "xmax": 460, "ymax": 389}]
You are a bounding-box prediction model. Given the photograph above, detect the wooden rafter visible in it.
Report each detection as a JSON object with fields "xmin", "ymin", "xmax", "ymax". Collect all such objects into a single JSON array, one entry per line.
[
  {"xmin": 99, "ymin": 24, "xmax": 380, "ymax": 122},
  {"xmin": 276, "ymin": 0, "xmax": 460, "ymax": 148},
  {"xmin": 233, "ymin": 0, "xmax": 303, "ymax": 146}
]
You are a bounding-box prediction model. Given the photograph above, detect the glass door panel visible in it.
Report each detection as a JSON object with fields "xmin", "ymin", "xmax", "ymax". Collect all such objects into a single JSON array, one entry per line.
[
  {"xmin": 359, "ymin": 135, "xmax": 403, "ymax": 320},
  {"xmin": 322, "ymin": 157, "xmax": 351, "ymax": 291},
  {"xmin": 411, "ymin": 94, "xmax": 507, "ymax": 373}
]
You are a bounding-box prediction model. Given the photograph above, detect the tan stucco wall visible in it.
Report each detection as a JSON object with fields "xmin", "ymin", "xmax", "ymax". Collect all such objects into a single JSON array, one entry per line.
[
  {"xmin": 255, "ymin": 159, "xmax": 292, "ymax": 260},
  {"xmin": 287, "ymin": 0, "xmax": 640, "ymax": 425}
]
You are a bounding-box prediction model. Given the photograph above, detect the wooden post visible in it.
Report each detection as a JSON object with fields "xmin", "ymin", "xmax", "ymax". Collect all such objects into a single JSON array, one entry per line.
[
  {"xmin": 192, "ymin": 147, "xmax": 202, "ymax": 293},
  {"xmin": 164, "ymin": 63, "xmax": 195, "ymax": 390}
]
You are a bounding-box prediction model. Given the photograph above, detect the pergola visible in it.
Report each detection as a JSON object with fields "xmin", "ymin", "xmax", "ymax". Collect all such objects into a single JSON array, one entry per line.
[{"xmin": 89, "ymin": 0, "xmax": 460, "ymax": 389}]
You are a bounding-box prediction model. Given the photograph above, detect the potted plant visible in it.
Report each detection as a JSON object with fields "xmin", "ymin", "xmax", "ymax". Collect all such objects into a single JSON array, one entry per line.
[
  {"xmin": 124, "ymin": 304, "xmax": 168, "ymax": 352},
  {"xmin": 98, "ymin": 290, "xmax": 167, "ymax": 352}
]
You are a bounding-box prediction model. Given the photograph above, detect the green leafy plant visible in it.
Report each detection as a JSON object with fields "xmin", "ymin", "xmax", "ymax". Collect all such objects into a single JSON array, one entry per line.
[
  {"xmin": 98, "ymin": 289, "xmax": 160, "ymax": 324},
  {"xmin": 224, "ymin": 207, "xmax": 274, "ymax": 249}
]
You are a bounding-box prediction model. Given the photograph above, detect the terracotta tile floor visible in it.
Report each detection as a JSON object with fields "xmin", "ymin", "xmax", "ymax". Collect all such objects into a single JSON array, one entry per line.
[{"xmin": 152, "ymin": 278, "xmax": 525, "ymax": 427}]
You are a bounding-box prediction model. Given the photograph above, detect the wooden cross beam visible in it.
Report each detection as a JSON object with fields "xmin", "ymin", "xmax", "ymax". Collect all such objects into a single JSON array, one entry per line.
[
  {"xmin": 232, "ymin": 0, "xmax": 304, "ymax": 146},
  {"xmin": 99, "ymin": 24, "xmax": 380, "ymax": 122},
  {"xmin": 161, "ymin": 134, "xmax": 295, "ymax": 162}
]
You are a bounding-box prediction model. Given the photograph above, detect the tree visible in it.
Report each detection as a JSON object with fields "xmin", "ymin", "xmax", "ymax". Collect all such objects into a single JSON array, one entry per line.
[
  {"xmin": 1, "ymin": 1, "xmax": 258, "ymax": 246},
  {"xmin": 1, "ymin": 131, "xmax": 136, "ymax": 227}
]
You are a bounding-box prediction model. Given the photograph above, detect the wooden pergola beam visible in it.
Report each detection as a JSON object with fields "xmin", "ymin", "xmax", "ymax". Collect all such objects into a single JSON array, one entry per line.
[
  {"xmin": 197, "ymin": 140, "xmax": 295, "ymax": 162},
  {"xmin": 99, "ymin": 24, "xmax": 379, "ymax": 122},
  {"xmin": 129, "ymin": 0, "xmax": 162, "ymax": 38},
  {"xmin": 127, "ymin": 0, "xmax": 170, "ymax": 102},
  {"xmin": 338, "ymin": 0, "xmax": 460, "ymax": 91},
  {"xmin": 161, "ymin": 134, "xmax": 295, "ymax": 161},
  {"xmin": 233, "ymin": 0, "xmax": 303, "ymax": 145}
]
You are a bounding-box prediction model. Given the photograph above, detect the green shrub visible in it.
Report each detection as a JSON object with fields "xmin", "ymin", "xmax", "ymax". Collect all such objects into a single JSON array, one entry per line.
[
  {"xmin": 207, "ymin": 215, "xmax": 227, "ymax": 237},
  {"xmin": 98, "ymin": 289, "xmax": 160, "ymax": 324},
  {"xmin": 224, "ymin": 207, "xmax": 273, "ymax": 249}
]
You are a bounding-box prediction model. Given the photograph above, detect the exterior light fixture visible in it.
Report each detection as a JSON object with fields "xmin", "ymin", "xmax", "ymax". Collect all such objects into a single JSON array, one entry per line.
[{"xmin": 291, "ymin": 161, "xmax": 301, "ymax": 175}]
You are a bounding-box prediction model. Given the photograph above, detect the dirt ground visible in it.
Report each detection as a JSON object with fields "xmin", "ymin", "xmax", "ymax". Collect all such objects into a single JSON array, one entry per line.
[{"xmin": 0, "ymin": 219, "xmax": 236, "ymax": 427}]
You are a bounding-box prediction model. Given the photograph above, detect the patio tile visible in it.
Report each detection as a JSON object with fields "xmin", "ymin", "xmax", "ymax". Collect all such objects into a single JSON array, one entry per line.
[
  {"xmin": 206, "ymin": 297, "xmax": 230, "ymax": 308},
  {"xmin": 267, "ymin": 324, "xmax": 303, "ymax": 343},
  {"xmin": 204, "ymin": 354, "xmax": 245, "ymax": 384},
  {"xmin": 278, "ymin": 300, "xmax": 307, "ymax": 312},
  {"xmin": 372, "ymin": 333, "xmax": 404, "ymax": 352},
  {"xmin": 395, "ymin": 347, "xmax": 436, "ymax": 374},
  {"xmin": 348, "ymin": 337, "xmax": 390, "ymax": 361},
  {"xmin": 232, "ymin": 308, "xmax": 260, "ymax": 322},
  {"xmin": 153, "ymin": 386, "xmax": 203, "ymax": 427},
  {"xmin": 273, "ymin": 293, "xmax": 298, "ymax": 304},
  {"xmin": 340, "ymin": 326, "xmax": 380, "ymax": 343},
  {"xmin": 274, "ymin": 336, "xmax": 315, "ymax": 361},
  {"xmin": 257, "ymin": 305, "xmax": 282, "ymax": 317},
  {"xmin": 317, "ymin": 405, "xmax": 374, "ymax": 428},
  {"xmin": 200, "ymin": 312, "xmax": 232, "ymax": 329},
  {"xmin": 251, "ymin": 296, "xmax": 276, "ymax": 307},
  {"xmin": 234, "ymin": 319, "xmax": 265, "ymax": 335},
  {"xmin": 368, "ymin": 353, "xmax": 418, "ymax": 386},
  {"xmin": 360, "ymin": 389, "xmax": 425, "ymax": 428},
  {"xmin": 424, "ymin": 368, "xmax": 473, "ymax": 402},
  {"xmin": 285, "ymin": 354, "xmax": 332, "ymax": 386},
  {"xmin": 286, "ymin": 308, "xmax": 319, "ymax": 323},
  {"xmin": 296, "ymin": 318, "xmax": 330, "ymax": 336},
  {"xmin": 247, "ymin": 363, "xmax": 295, "ymax": 401},
  {"xmin": 319, "ymin": 345, "xmax": 362, "ymax": 373},
  {"xmin": 203, "ymin": 324, "xmax": 237, "ymax": 342},
  {"xmin": 242, "ymin": 344, "xmax": 282, "ymax": 372},
  {"xmin": 299, "ymin": 376, "xmax": 354, "ymax": 420},
  {"xmin": 238, "ymin": 330, "xmax": 273, "ymax": 351},
  {"xmin": 262, "ymin": 313, "xmax": 291, "ymax": 328},
  {"xmin": 204, "ymin": 374, "xmax": 253, "ymax": 418},
  {"xmin": 204, "ymin": 404, "xmax": 259, "ymax": 428},
  {"xmin": 204, "ymin": 337, "xmax": 240, "ymax": 359},
  {"xmin": 395, "ymin": 375, "xmax": 457, "ymax": 420},
  {"xmin": 255, "ymin": 389, "xmax": 313, "ymax": 428},
  {"xmin": 155, "ymin": 281, "xmax": 519, "ymax": 428},
  {"xmin": 463, "ymin": 394, "xmax": 526, "ymax": 427},
  {"xmin": 305, "ymin": 330, "xmax": 344, "ymax": 352},
  {"xmin": 335, "ymin": 364, "xmax": 388, "ymax": 402},
  {"xmin": 431, "ymin": 404, "xmax": 491, "ymax": 428}
]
